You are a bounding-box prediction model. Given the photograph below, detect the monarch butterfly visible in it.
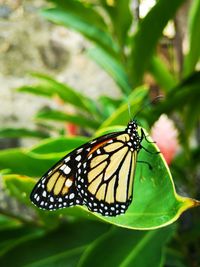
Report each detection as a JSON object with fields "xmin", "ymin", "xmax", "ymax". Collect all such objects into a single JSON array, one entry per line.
[{"xmin": 30, "ymin": 120, "xmax": 152, "ymax": 216}]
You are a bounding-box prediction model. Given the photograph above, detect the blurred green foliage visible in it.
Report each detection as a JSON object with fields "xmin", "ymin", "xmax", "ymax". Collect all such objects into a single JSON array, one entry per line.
[{"xmin": 0, "ymin": 0, "xmax": 200, "ymax": 266}]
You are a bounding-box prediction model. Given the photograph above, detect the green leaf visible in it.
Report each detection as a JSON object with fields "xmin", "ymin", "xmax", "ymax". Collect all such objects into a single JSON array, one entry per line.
[
  {"xmin": 42, "ymin": 3, "xmax": 117, "ymax": 56},
  {"xmin": 85, "ymin": 128, "xmax": 199, "ymax": 229},
  {"xmin": 0, "ymin": 148, "xmax": 59, "ymax": 177},
  {"xmin": 130, "ymin": 0, "xmax": 185, "ymax": 86},
  {"xmin": 2, "ymin": 174, "xmax": 94, "ymax": 223},
  {"xmin": 99, "ymin": 85, "xmax": 148, "ymax": 129},
  {"xmin": 100, "ymin": 0, "xmax": 132, "ymax": 48},
  {"xmin": 148, "ymin": 71, "xmax": 200, "ymax": 124},
  {"xmin": 18, "ymin": 73, "xmax": 98, "ymax": 116},
  {"xmin": 87, "ymin": 46, "xmax": 131, "ymax": 94},
  {"xmin": 149, "ymin": 56, "xmax": 177, "ymax": 92},
  {"xmin": 79, "ymin": 226, "xmax": 175, "ymax": 267},
  {"xmin": 50, "ymin": 0, "xmax": 107, "ymax": 30},
  {"xmin": 0, "ymin": 225, "xmax": 44, "ymax": 257},
  {"xmin": 30, "ymin": 136, "xmax": 88, "ymax": 155},
  {"xmin": 165, "ymin": 248, "xmax": 187, "ymax": 267},
  {"xmin": 0, "ymin": 149, "xmax": 52, "ymax": 177},
  {"xmin": 98, "ymin": 95, "xmax": 122, "ymax": 118},
  {"xmin": 183, "ymin": 96, "xmax": 200, "ymax": 139},
  {"xmin": 0, "ymin": 215, "xmax": 21, "ymax": 231},
  {"xmin": 184, "ymin": 0, "xmax": 200, "ymax": 76},
  {"xmin": 0, "ymin": 128, "xmax": 49, "ymax": 139},
  {"xmin": 0, "ymin": 221, "xmax": 110, "ymax": 267},
  {"xmin": 0, "ymin": 136, "xmax": 88, "ymax": 177},
  {"xmin": 1, "ymin": 130, "xmax": 199, "ymax": 229},
  {"xmin": 35, "ymin": 109, "xmax": 99, "ymax": 130},
  {"xmin": 3, "ymin": 175, "xmax": 40, "ymax": 206}
]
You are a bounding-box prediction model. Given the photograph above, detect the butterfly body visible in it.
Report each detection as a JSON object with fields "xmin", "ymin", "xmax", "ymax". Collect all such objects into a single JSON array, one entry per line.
[{"xmin": 30, "ymin": 120, "xmax": 143, "ymax": 216}]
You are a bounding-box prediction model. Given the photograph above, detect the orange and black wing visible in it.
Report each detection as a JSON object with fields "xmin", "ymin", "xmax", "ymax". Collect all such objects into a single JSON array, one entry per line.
[{"xmin": 30, "ymin": 131, "xmax": 122, "ymax": 211}]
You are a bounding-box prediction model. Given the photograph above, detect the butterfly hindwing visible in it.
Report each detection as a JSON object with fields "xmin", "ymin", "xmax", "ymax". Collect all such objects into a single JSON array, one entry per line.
[{"xmin": 30, "ymin": 147, "xmax": 87, "ymax": 210}]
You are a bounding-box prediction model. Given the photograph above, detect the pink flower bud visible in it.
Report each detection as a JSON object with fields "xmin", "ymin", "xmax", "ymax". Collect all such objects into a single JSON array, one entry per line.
[{"xmin": 151, "ymin": 114, "xmax": 180, "ymax": 165}]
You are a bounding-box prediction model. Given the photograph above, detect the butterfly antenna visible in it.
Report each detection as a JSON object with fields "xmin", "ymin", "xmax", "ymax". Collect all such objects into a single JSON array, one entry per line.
[
  {"xmin": 127, "ymin": 100, "xmax": 132, "ymax": 120},
  {"xmin": 133, "ymin": 95, "xmax": 164, "ymax": 120}
]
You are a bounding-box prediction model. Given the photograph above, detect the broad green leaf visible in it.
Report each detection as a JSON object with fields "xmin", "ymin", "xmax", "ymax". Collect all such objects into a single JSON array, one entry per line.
[
  {"xmin": 3, "ymin": 130, "xmax": 199, "ymax": 230},
  {"xmin": 0, "ymin": 221, "xmax": 110, "ymax": 267},
  {"xmin": 26, "ymin": 247, "xmax": 83, "ymax": 267},
  {"xmin": 79, "ymin": 226, "xmax": 175, "ymax": 267},
  {"xmin": 42, "ymin": 5, "xmax": 117, "ymax": 56},
  {"xmin": 2, "ymin": 174, "xmax": 92, "ymax": 222},
  {"xmin": 130, "ymin": 0, "xmax": 185, "ymax": 86},
  {"xmin": 30, "ymin": 136, "xmax": 88, "ymax": 154},
  {"xmin": 184, "ymin": 0, "xmax": 200, "ymax": 76},
  {"xmin": 18, "ymin": 73, "xmax": 98, "ymax": 116},
  {"xmin": 0, "ymin": 128, "xmax": 49, "ymax": 139},
  {"xmin": 3, "ymin": 175, "xmax": 41, "ymax": 207},
  {"xmin": 99, "ymin": 85, "xmax": 148, "ymax": 129},
  {"xmin": 149, "ymin": 56, "xmax": 177, "ymax": 92},
  {"xmin": 35, "ymin": 109, "xmax": 99, "ymax": 130},
  {"xmin": 0, "ymin": 148, "xmax": 59, "ymax": 177},
  {"xmin": 0, "ymin": 136, "xmax": 88, "ymax": 177},
  {"xmin": 87, "ymin": 46, "xmax": 131, "ymax": 94},
  {"xmin": 81, "ymin": 128, "xmax": 199, "ymax": 229}
]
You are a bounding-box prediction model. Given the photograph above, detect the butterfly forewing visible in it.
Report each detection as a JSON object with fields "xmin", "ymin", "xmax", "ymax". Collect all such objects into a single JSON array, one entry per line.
[{"xmin": 76, "ymin": 133, "xmax": 138, "ymax": 216}]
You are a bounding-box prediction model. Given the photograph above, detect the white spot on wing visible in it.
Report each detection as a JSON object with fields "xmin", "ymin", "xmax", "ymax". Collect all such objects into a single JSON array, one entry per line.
[
  {"xmin": 69, "ymin": 193, "xmax": 75, "ymax": 199},
  {"xmin": 75, "ymin": 155, "xmax": 81, "ymax": 161},
  {"xmin": 65, "ymin": 179, "xmax": 73, "ymax": 187},
  {"xmin": 61, "ymin": 165, "xmax": 71, "ymax": 174},
  {"xmin": 60, "ymin": 164, "xmax": 66, "ymax": 170},
  {"xmin": 64, "ymin": 157, "xmax": 70, "ymax": 163},
  {"xmin": 77, "ymin": 162, "xmax": 81, "ymax": 168}
]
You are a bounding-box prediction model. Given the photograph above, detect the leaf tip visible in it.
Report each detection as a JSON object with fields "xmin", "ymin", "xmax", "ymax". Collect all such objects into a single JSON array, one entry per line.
[{"xmin": 179, "ymin": 196, "xmax": 200, "ymax": 214}]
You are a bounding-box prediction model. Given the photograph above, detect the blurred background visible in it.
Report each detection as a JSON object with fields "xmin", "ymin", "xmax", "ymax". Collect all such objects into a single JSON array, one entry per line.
[{"xmin": 0, "ymin": 0, "xmax": 200, "ymax": 266}]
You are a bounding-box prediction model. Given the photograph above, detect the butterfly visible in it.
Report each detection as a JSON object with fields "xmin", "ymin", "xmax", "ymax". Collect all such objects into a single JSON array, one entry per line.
[{"xmin": 30, "ymin": 120, "xmax": 151, "ymax": 217}]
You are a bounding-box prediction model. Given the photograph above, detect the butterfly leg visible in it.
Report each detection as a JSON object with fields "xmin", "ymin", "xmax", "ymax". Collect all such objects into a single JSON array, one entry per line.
[
  {"xmin": 137, "ymin": 160, "xmax": 153, "ymax": 170},
  {"xmin": 141, "ymin": 128, "xmax": 156, "ymax": 144}
]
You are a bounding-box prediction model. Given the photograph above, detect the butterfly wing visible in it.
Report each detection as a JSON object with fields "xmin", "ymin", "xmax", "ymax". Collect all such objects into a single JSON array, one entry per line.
[
  {"xmin": 30, "ymin": 131, "xmax": 122, "ymax": 211},
  {"xmin": 30, "ymin": 149, "xmax": 84, "ymax": 210},
  {"xmin": 76, "ymin": 132, "xmax": 138, "ymax": 216}
]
